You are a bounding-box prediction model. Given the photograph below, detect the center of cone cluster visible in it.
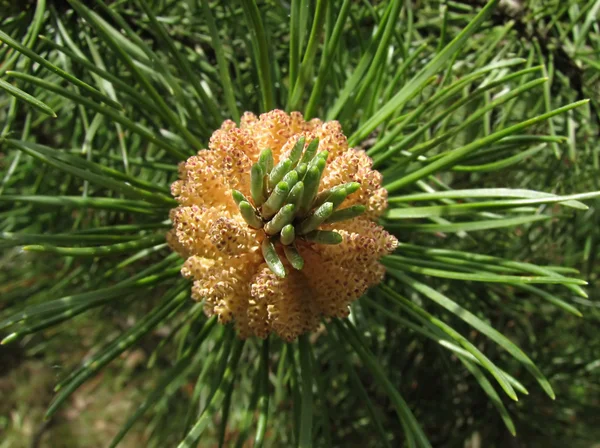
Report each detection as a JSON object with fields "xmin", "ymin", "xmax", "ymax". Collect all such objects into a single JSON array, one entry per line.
[{"xmin": 232, "ymin": 137, "xmax": 366, "ymax": 278}]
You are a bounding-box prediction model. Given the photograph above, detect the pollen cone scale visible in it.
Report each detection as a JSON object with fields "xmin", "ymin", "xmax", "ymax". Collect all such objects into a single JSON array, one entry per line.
[{"xmin": 168, "ymin": 110, "xmax": 397, "ymax": 342}]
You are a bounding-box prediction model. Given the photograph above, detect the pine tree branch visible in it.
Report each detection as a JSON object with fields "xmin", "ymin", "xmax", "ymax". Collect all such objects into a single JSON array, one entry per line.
[{"xmin": 452, "ymin": 0, "xmax": 600, "ymax": 134}]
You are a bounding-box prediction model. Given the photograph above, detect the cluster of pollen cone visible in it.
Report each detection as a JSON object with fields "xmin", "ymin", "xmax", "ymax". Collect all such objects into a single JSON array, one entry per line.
[{"xmin": 167, "ymin": 110, "xmax": 398, "ymax": 342}]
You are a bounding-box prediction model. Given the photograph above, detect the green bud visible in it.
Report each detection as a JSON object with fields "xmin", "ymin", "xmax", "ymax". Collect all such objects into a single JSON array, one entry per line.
[
  {"xmin": 345, "ymin": 182, "xmax": 361, "ymax": 195},
  {"xmin": 297, "ymin": 202, "xmax": 333, "ymax": 235},
  {"xmin": 258, "ymin": 148, "xmax": 274, "ymax": 175},
  {"xmin": 285, "ymin": 181, "xmax": 304, "ymax": 208},
  {"xmin": 281, "ymin": 170, "xmax": 299, "ymax": 190},
  {"xmin": 325, "ymin": 205, "xmax": 366, "ymax": 223},
  {"xmin": 299, "ymin": 138, "xmax": 320, "ymax": 165},
  {"xmin": 308, "ymin": 150, "xmax": 329, "ymax": 170},
  {"xmin": 314, "ymin": 182, "xmax": 361, "ymax": 208},
  {"xmin": 289, "ymin": 136, "xmax": 305, "ymax": 166},
  {"xmin": 304, "ymin": 230, "xmax": 343, "ymax": 245},
  {"xmin": 284, "ymin": 244, "xmax": 304, "ymax": 270},
  {"xmin": 280, "ymin": 224, "xmax": 295, "ymax": 245},
  {"xmin": 297, "ymin": 158, "xmax": 326, "ymax": 216},
  {"xmin": 294, "ymin": 162, "xmax": 308, "ymax": 180},
  {"xmin": 250, "ymin": 163, "xmax": 266, "ymax": 206},
  {"xmin": 238, "ymin": 201, "xmax": 263, "ymax": 229},
  {"xmin": 261, "ymin": 181, "xmax": 290, "ymax": 219},
  {"xmin": 326, "ymin": 188, "xmax": 349, "ymax": 209},
  {"xmin": 261, "ymin": 238, "xmax": 286, "ymax": 278},
  {"xmin": 268, "ymin": 159, "xmax": 292, "ymax": 190},
  {"xmin": 231, "ymin": 189, "xmax": 248, "ymax": 206},
  {"xmin": 264, "ymin": 204, "xmax": 296, "ymax": 235}
]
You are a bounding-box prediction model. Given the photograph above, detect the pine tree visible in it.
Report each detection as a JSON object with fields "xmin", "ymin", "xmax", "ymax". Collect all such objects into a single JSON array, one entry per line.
[{"xmin": 1, "ymin": 1, "xmax": 599, "ymax": 446}]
